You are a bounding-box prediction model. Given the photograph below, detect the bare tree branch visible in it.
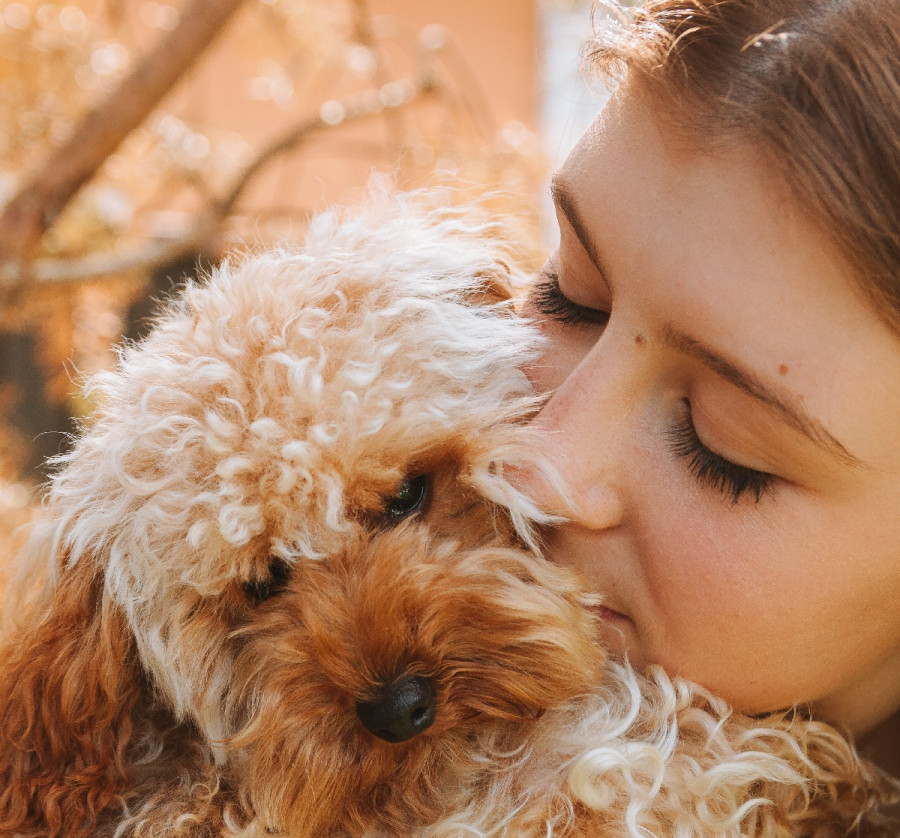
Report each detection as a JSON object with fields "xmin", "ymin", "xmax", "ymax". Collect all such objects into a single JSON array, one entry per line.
[
  {"xmin": 15, "ymin": 237, "xmax": 210, "ymax": 287},
  {"xmin": 15, "ymin": 76, "xmax": 434, "ymax": 287},
  {"xmin": 214, "ymin": 76, "xmax": 429, "ymax": 218},
  {"xmin": 0, "ymin": 0, "xmax": 247, "ymax": 281}
]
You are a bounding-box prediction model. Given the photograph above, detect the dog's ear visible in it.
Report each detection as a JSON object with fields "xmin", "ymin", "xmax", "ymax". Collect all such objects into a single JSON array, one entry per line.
[{"xmin": 0, "ymin": 554, "xmax": 143, "ymax": 838}]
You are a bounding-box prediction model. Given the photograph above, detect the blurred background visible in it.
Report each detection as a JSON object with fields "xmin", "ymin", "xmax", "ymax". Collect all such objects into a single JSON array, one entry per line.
[{"xmin": 0, "ymin": 0, "xmax": 616, "ymax": 538}]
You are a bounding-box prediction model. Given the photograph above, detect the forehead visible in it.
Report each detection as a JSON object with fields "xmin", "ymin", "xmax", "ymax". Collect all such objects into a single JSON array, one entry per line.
[{"xmin": 557, "ymin": 89, "xmax": 900, "ymax": 469}]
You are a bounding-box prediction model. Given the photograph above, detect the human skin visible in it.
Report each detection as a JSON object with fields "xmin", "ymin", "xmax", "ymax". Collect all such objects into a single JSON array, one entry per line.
[{"xmin": 519, "ymin": 86, "xmax": 900, "ymax": 744}]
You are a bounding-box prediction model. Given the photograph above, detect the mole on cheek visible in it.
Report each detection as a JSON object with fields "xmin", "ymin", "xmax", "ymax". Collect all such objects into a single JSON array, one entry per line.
[
  {"xmin": 778, "ymin": 364, "xmax": 789, "ymax": 375},
  {"xmin": 634, "ymin": 333, "xmax": 646, "ymax": 346}
]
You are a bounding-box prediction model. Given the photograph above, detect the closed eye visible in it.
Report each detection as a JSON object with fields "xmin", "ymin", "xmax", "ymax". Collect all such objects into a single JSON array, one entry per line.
[
  {"xmin": 530, "ymin": 268, "xmax": 609, "ymax": 328},
  {"xmin": 667, "ymin": 400, "xmax": 774, "ymax": 504}
]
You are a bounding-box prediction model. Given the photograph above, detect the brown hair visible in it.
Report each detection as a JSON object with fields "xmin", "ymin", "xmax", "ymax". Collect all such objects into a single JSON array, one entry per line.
[{"xmin": 585, "ymin": 0, "xmax": 900, "ymax": 333}]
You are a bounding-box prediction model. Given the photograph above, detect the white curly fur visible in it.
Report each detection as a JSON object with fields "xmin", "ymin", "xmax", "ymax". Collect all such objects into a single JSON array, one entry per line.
[{"xmin": 424, "ymin": 661, "xmax": 898, "ymax": 837}]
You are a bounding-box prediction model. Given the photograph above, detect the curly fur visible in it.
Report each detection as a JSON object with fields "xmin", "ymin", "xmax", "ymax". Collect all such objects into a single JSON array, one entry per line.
[{"xmin": 0, "ymin": 187, "xmax": 896, "ymax": 838}]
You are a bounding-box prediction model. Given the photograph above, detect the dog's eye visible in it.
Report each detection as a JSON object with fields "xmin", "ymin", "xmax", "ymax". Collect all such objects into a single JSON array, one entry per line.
[
  {"xmin": 383, "ymin": 474, "xmax": 429, "ymax": 521},
  {"xmin": 243, "ymin": 558, "xmax": 292, "ymax": 602}
]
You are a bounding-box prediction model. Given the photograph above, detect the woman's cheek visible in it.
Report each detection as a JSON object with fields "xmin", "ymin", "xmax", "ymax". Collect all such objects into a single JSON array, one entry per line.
[{"xmin": 635, "ymin": 480, "xmax": 770, "ymax": 653}]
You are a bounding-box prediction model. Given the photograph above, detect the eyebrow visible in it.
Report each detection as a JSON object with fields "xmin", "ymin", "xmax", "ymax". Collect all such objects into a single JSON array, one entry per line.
[
  {"xmin": 550, "ymin": 172, "xmax": 864, "ymax": 469},
  {"xmin": 663, "ymin": 327, "xmax": 864, "ymax": 468}
]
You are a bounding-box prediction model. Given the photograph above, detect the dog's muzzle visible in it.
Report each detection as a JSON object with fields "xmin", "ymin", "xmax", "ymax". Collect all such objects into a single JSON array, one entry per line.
[{"xmin": 356, "ymin": 675, "xmax": 436, "ymax": 743}]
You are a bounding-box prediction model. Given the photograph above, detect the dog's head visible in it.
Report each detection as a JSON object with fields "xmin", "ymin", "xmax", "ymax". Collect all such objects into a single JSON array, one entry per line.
[
  {"xmin": 226, "ymin": 482, "xmax": 600, "ymax": 836},
  {"xmin": 0, "ymin": 191, "xmax": 601, "ymax": 836}
]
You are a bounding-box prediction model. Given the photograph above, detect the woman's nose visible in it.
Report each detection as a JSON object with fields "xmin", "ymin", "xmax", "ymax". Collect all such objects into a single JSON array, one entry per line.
[{"xmin": 522, "ymin": 341, "xmax": 635, "ymax": 531}]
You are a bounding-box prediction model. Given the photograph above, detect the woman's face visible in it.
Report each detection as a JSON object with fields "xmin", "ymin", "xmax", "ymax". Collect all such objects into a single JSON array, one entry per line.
[{"xmin": 521, "ymin": 88, "xmax": 900, "ymax": 736}]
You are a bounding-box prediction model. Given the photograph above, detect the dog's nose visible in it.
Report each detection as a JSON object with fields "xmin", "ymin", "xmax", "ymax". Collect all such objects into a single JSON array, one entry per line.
[{"xmin": 356, "ymin": 674, "xmax": 436, "ymax": 743}]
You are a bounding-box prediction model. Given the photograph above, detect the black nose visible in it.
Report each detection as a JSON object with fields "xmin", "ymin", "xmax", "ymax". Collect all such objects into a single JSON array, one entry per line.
[{"xmin": 356, "ymin": 675, "xmax": 436, "ymax": 743}]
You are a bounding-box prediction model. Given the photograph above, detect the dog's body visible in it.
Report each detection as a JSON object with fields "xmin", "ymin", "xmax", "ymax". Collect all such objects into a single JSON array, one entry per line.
[{"xmin": 0, "ymin": 190, "xmax": 895, "ymax": 837}]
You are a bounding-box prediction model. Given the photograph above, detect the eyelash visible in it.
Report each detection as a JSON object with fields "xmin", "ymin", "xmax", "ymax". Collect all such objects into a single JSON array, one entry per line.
[
  {"xmin": 531, "ymin": 269, "xmax": 609, "ymax": 327},
  {"xmin": 667, "ymin": 401, "xmax": 773, "ymax": 504}
]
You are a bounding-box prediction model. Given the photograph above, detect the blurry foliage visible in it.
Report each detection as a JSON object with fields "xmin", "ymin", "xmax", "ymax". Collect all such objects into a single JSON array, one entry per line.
[{"xmin": 0, "ymin": 0, "xmax": 547, "ymax": 493}]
